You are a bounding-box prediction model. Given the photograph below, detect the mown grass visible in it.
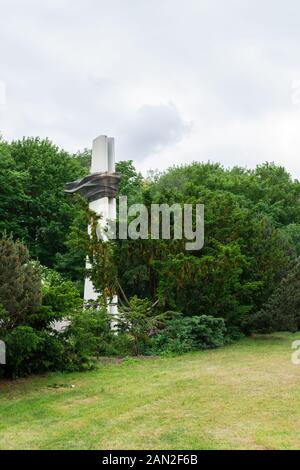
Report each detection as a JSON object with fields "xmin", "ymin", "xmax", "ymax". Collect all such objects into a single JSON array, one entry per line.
[{"xmin": 0, "ymin": 333, "xmax": 300, "ymax": 450}]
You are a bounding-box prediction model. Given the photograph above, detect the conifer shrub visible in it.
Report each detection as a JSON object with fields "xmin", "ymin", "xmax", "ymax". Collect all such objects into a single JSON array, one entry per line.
[
  {"xmin": 150, "ymin": 313, "xmax": 226, "ymax": 355},
  {"xmin": 251, "ymin": 259, "xmax": 300, "ymax": 333}
]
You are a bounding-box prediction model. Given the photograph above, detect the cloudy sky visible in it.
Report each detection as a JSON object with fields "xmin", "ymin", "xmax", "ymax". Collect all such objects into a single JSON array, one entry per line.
[{"xmin": 1, "ymin": 0, "xmax": 300, "ymax": 176}]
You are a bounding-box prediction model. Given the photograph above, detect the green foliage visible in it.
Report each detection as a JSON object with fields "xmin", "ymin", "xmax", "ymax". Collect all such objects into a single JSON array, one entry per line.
[
  {"xmin": 71, "ymin": 159, "xmax": 296, "ymax": 335},
  {"xmin": 53, "ymin": 196, "xmax": 88, "ymax": 290},
  {"xmin": 17, "ymin": 264, "xmax": 83, "ymax": 330},
  {"xmin": 2, "ymin": 326, "xmax": 43, "ymax": 378},
  {"xmin": 117, "ymin": 297, "xmax": 166, "ymax": 355},
  {"xmin": 40, "ymin": 266, "xmax": 82, "ymax": 319},
  {"xmin": 0, "ymin": 304, "xmax": 112, "ymax": 378},
  {"xmin": 0, "ymin": 137, "xmax": 87, "ymax": 275},
  {"xmin": 116, "ymin": 160, "xmax": 143, "ymax": 205},
  {"xmin": 3, "ymin": 134, "xmax": 300, "ymax": 371},
  {"xmin": 151, "ymin": 314, "xmax": 226, "ymax": 355},
  {"xmin": 0, "ymin": 141, "xmax": 29, "ymax": 240},
  {"xmin": 65, "ymin": 307, "xmax": 112, "ymax": 369},
  {"xmin": 251, "ymin": 259, "xmax": 300, "ymax": 333},
  {"xmin": 0, "ymin": 237, "xmax": 89, "ymax": 378},
  {"xmin": 0, "ymin": 236, "xmax": 42, "ymax": 327},
  {"xmin": 281, "ymin": 223, "xmax": 300, "ymax": 258},
  {"xmin": 151, "ymin": 313, "xmax": 194, "ymax": 354},
  {"xmin": 187, "ymin": 315, "xmax": 227, "ymax": 348},
  {"xmin": 104, "ymin": 333, "xmax": 135, "ymax": 357},
  {"xmin": 74, "ymin": 148, "xmax": 92, "ymax": 170},
  {"xmin": 157, "ymin": 243, "xmax": 249, "ymax": 325},
  {"xmin": 113, "ymin": 161, "xmax": 294, "ymax": 330},
  {"xmin": 87, "ymin": 211, "xmax": 118, "ymax": 302},
  {"xmin": 1, "ymin": 327, "xmax": 67, "ymax": 379}
]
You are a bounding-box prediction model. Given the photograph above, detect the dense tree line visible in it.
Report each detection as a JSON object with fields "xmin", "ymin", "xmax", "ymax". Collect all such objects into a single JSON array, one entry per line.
[
  {"xmin": 111, "ymin": 161, "xmax": 300, "ymax": 332},
  {"xmin": 1, "ymin": 136, "xmax": 300, "ymax": 378}
]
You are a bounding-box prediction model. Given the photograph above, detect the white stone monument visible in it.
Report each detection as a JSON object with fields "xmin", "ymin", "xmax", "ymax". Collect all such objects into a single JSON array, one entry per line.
[{"xmin": 65, "ymin": 135, "xmax": 121, "ymax": 317}]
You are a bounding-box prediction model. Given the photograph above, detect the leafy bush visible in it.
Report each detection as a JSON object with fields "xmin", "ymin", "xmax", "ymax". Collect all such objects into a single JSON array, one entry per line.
[
  {"xmin": 117, "ymin": 297, "xmax": 166, "ymax": 355},
  {"xmin": 225, "ymin": 325, "xmax": 245, "ymax": 342},
  {"xmin": 37, "ymin": 265, "xmax": 82, "ymax": 328},
  {"xmin": 2, "ymin": 326, "xmax": 43, "ymax": 378},
  {"xmin": 64, "ymin": 307, "xmax": 112, "ymax": 370},
  {"xmin": 150, "ymin": 313, "xmax": 194, "ymax": 354},
  {"xmin": 0, "ymin": 238, "xmax": 97, "ymax": 378},
  {"xmin": 104, "ymin": 333, "xmax": 135, "ymax": 357},
  {"xmin": 1, "ymin": 307, "xmax": 113, "ymax": 378},
  {"xmin": 188, "ymin": 315, "xmax": 227, "ymax": 348},
  {"xmin": 151, "ymin": 314, "xmax": 226, "ymax": 355},
  {"xmin": 1, "ymin": 326, "xmax": 68, "ymax": 378}
]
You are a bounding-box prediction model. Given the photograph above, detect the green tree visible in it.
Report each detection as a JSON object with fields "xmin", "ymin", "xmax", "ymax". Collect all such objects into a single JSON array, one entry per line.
[
  {"xmin": 0, "ymin": 137, "xmax": 87, "ymax": 270},
  {"xmin": 0, "ymin": 140, "xmax": 30, "ymax": 240},
  {"xmin": 117, "ymin": 296, "xmax": 165, "ymax": 355},
  {"xmin": 0, "ymin": 236, "xmax": 42, "ymax": 328},
  {"xmin": 53, "ymin": 157, "xmax": 298, "ymax": 333},
  {"xmin": 251, "ymin": 259, "xmax": 300, "ymax": 333}
]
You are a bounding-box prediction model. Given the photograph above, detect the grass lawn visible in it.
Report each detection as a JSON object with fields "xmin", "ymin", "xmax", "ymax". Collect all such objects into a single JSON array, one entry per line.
[{"xmin": 1, "ymin": 332, "xmax": 300, "ymax": 450}]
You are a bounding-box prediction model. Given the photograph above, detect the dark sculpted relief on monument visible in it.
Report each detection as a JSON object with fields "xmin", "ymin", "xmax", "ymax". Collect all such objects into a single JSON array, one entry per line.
[{"xmin": 65, "ymin": 172, "xmax": 121, "ymax": 202}]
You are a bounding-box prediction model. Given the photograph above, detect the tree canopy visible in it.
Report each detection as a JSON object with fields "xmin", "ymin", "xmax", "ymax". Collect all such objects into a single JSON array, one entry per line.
[
  {"xmin": 1, "ymin": 136, "xmax": 300, "ymax": 332},
  {"xmin": 0, "ymin": 137, "xmax": 87, "ymax": 269}
]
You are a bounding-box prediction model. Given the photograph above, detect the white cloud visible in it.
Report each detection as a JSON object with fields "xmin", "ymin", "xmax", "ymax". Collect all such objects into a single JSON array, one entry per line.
[{"xmin": 119, "ymin": 103, "xmax": 192, "ymax": 161}]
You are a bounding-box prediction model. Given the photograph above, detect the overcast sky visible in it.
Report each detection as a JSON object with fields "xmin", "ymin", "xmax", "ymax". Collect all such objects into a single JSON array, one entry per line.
[{"xmin": 1, "ymin": 0, "xmax": 300, "ymax": 176}]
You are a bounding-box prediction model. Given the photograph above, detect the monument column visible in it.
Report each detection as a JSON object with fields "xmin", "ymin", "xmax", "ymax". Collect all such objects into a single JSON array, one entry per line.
[{"xmin": 65, "ymin": 135, "xmax": 120, "ymax": 316}]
